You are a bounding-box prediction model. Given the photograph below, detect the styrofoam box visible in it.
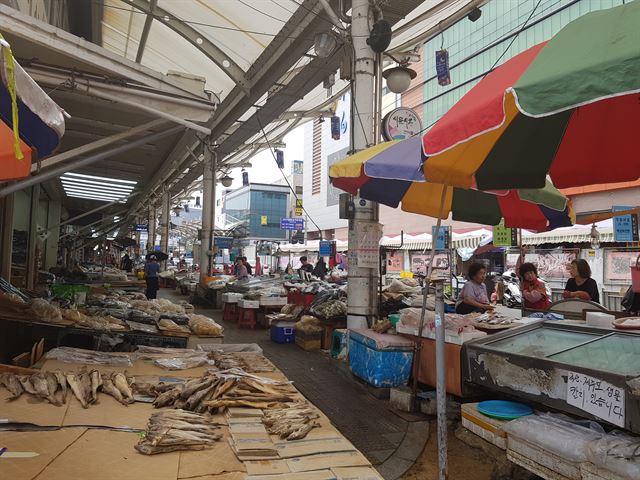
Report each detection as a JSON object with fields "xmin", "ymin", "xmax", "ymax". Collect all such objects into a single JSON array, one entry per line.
[
  {"xmin": 238, "ymin": 299, "xmax": 259, "ymax": 309},
  {"xmin": 507, "ymin": 435, "xmax": 581, "ymax": 480},
  {"xmin": 461, "ymin": 402, "xmax": 507, "ymax": 450},
  {"xmin": 580, "ymin": 462, "xmax": 628, "ymax": 480},
  {"xmin": 222, "ymin": 293, "xmax": 243, "ymax": 303},
  {"xmin": 585, "ymin": 312, "xmax": 616, "ymax": 328},
  {"xmin": 259, "ymin": 296, "xmax": 287, "ymax": 307}
]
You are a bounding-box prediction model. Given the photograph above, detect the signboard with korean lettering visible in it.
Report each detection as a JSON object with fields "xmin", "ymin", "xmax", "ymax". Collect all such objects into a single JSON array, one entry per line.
[
  {"xmin": 613, "ymin": 206, "xmax": 639, "ymax": 242},
  {"xmin": 382, "ymin": 107, "xmax": 422, "ymax": 141},
  {"xmin": 294, "ymin": 198, "xmax": 303, "ymax": 216},
  {"xmin": 214, "ymin": 236, "xmax": 233, "ymax": 249},
  {"xmin": 261, "ymin": 215, "xmax": 268, "ymax": 225},
  {"xmin": 134, "ymin": 224, "xmax": 148, "ymax": 232},
  {"xmin": 566, "ymin": 371, "xmax": 624, "ymax": 427},
  {"xmin": 280, "ymin": 218, "xmax": 305, "ymax": 231},
  {"xmin": 493, "ymin": 220, "xmax": 518, "ymax": 247},
  {"xmin": 431, "ymin": 225, "xmax": 451, "ymax": 251},
  {"xmin": 319, "ymin": 240, "xmax": 332, "ymax": 257},
  {"xmin": 292, "ymin": 160, "xmax": 303, "ymax": 175}
]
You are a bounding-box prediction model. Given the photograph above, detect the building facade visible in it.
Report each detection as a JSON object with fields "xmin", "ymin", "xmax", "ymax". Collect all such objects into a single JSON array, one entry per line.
[{"xmin": 222, "ymin": 183, "xmax": 289, "ymax": 241}]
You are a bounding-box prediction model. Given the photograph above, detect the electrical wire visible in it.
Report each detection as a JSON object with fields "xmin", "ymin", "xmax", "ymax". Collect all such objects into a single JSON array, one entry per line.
[
  {"xmin": 255, "ymin": 115, "xmax": 324, "ymax": 237},
  {"xmin": 237, "ymin": 0, "xmax": 287, "ymax": 23}
]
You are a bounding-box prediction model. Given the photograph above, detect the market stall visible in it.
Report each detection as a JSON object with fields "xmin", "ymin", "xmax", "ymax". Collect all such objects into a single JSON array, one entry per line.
[{"xmin": 0, "ymin": 345, "xmax": 382, "ymax": 480}]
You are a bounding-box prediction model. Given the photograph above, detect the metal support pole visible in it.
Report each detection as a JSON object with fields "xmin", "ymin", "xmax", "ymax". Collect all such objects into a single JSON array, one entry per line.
[
  {"xmin": 0, "ymin": 193, "xmax": 14, "ymax": 280},
  {"xmin": 160, "ymin": 191, "xmax": 170, "ymax": 268},
  {"xmin": 0, "ymin": 126, "xmax": 184, "ymax": 198},
  {"xmin": 26, "ymin": 184, "xmax": 41, "ymax": 289},
  {"xmin": 200, "ymin": 146, "xmax": 214, "ymax": 282},
  {"xmin": 347, "ymin": 0, "xmax": 380, "ymax": 328},
  {"xmin": 148, "ymin": 205, "xmax": 156, "ymax": 253},
  {"xmin": 434, "ymin": 279, "xmax": 448, "ymax": 480}
]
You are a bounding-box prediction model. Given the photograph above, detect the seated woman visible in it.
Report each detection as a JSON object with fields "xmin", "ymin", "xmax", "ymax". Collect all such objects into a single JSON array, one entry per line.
[
  {"xmin": 519, "ymin": 262, "xmax": 550, "ymax": 310},
  {"xmin": 563, "ymin": 259, "xmax": 600, "ymax": 303},
  {"xmin": 456, "ymin": 262, "xmax": 494, "ymax": 314}
]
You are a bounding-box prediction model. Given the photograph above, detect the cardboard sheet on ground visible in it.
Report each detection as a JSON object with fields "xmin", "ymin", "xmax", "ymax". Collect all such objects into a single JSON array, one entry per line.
[
  {"xmin": 0, "ymin": 428, "xmax": 86, "ymax": 480},
  {"xmin": 245, "ymin": 459, "xmax": 292, "ymax": 476},
  {"xmin": 332, "ymin": 466, "xmax": 384, "ymax": 479},
  {"xmin": 274, "ymin": 437, "xmax": 355, "ymax": 458},
  {"xmin": 287, "ymin": 452, "xmax": 370, "ymax": 472},
  {"xmin": 182, "ymin": 473, "xmax": 246, "ymax": 480},
  {"xmin": 62, "ymin": 392, "xmax": 153, "ymax": 429},
  {"xmin": 39, "ymin": 359, "xmax": 210, "ymax": 377},
  {"xmin": 0, "ymin": 389, "xmax": 69, "ymax": 426},
  {"xmin": 247, "ymin": 471, "xmax": 336, "ymax": 480},
  {"xmin": 177, "ymin": 431, "xmax": 245, "ymax": 478},
  {"xmin": 38, "ymin": 429, "xmax": 180, "ymax": 480}
]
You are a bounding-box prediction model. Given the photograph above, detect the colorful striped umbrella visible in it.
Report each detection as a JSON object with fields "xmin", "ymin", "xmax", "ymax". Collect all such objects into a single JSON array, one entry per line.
[
  {"xmin": 422, "ymin": 1, "xmax": 640, "ymax": 191},
  {"xmin": 329, "ymin": 136, "xmax": 574, "ymax": 233},
  {"xmin": 0, "ymin": 34, "xmax": 66, "ymax": 180}
]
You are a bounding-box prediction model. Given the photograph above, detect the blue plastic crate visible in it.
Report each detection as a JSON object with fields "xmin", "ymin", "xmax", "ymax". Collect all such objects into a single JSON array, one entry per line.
[
  {"xmin": 348, "ymin": 329, "xmax": 414, "ymax": 388},
  {"xmin": 271, "ymin": 321, "xmax": 296, "ymax": 344}
]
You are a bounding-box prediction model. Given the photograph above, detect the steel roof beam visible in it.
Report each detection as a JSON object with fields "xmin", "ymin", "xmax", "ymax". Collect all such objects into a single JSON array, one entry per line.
[
  {"xmin": 135, "ymin": 0, "xmax": 157, "ymax": 63},
  {"xmin": 120, "ymin": 0, "xmax": 250, "ymax": 94}
]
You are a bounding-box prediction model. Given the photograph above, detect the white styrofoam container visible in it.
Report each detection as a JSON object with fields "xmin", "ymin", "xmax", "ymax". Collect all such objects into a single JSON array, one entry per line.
[
  {"xmin": 222, "ymin": 292, "xmax": 243, "ymax": 303},
  {"xmin": 580, "ymin": 462, "xmax": 628, "ymax": 480},
  {"xmin": 585, "ymin": 312, "xmax": 616, "ymax": 328},
  {"xmin": 259, "ymin": 296, "xmax": 287, "ymax": 307},
  {"xmin": 238, "ymin": 299, "xmax": 259, "ymax": 309},
  {"xmin": 507, "ymin": 435, "xmax": 581, "ymax": 480}
]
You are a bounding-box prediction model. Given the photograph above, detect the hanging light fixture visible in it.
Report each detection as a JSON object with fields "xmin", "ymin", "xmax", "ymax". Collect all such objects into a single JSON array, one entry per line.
[
  {"xmin": 220, "ymin": 174, "xmax": 234, "ymax": 187},
  {"xmin": 383, "ymin": 65, "xmax": 417, "ymax": 94},
  {"xmin": 590, "ymin": 224, "xmax": 601, "ymax": 249},
  {"xmin": 314, "ymin": 31, "xmax": 339, "ymax": 58}
]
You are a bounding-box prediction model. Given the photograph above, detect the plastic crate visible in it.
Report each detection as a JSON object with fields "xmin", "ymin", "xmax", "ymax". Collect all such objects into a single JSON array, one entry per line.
[
  {"xmin": 271, "ymin": 321, "xmax": 296, "ymax": 344},
  {"xmin": 51, "ymin": 284, "xmax": 91, "ymax": 306}
]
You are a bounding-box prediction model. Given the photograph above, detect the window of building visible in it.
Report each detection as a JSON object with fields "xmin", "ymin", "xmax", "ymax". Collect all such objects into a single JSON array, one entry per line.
[
  {"xmin": 312, "ymin": 119, "xmax": 321, "ymax": 195},
  {"xmin": 295, "ymin": 186, "xmax": 303, "ymax": 195}
]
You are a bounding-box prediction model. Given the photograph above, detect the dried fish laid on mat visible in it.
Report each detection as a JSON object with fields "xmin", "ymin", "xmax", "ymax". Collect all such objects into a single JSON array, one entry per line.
[
  {"xmin": 262, "ymin": 402, "xmax": 321, "ymax": 440},
  {"xmin": 207, "ymin": 352, "xmax": 275, "ymax": 373},
  {"xmin": 136, "ymin": 409, "xmax": 222, "ymax": 455},
  {"xmin": 153, "ymin": 355, "xmax": 211, "ymax": 371},
  {"xmin": 157, "ymin": 318, "xmax": 191, "ymax": 335},
  {"xmin": 187, "ymin": 314, "xmax": 224, "ymax": 336},
  {"xmin": 0, "ymin": 370, "xmax": 68, "ymax": 406},
  {"xmin": 45, "ymin": 346, "xmax": 133, "ymax": 366},
  {"xmin": 148, "ymin": 369, "xmax": 295, "ymax": 413},
  {"xmin": 29, "ymin": 298, "xmax": 65, "ymax": 324}
]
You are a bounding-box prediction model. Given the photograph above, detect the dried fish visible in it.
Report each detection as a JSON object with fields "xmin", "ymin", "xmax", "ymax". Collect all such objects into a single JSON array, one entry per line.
[
  {"xmin": 66, "ymin": 372, "xmax": 90, "ymax": 408},
  {"xmin": 136, "ymin": 409, "xmax": 221, "ymax": 455},
  {"xmin": 88, "ymin": 370, "xmax": 102, "ymax": 404},
  {"xmin": 262, "ymin": 403, "xmax": 321, "ymax": 440},
  {"xmin": 0, "ymin": 373, "xmax": 24, "ymax": 400},
  {"xmin": 18, "ymin": 375, "xmax": 38, "ymax": 395},
  {"xmin": 111, "ymin": 372, "xmax": 134, "ymax": 403},
  {"xmin": 52, "ymin": 370, "xmax": 68, "ymax": 404},
  {"xmin": 100, "ymin": 374, "xmax": 127, "ymax": 405},
  {"xmin": 153, "ymin": 383, "xmax": 184, "ymax": 408}
]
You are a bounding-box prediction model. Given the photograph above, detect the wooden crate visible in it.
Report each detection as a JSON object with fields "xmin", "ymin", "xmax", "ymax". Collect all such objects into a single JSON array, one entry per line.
[{"xmin": 295, "ymin": 332, "xmax": 321, "ymax": 351}]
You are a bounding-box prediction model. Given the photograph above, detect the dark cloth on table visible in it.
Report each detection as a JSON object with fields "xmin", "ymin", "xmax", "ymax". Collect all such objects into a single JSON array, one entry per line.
[{"xmin": 564, "ymin": 277, "xmax": 600, "ymax": 303}]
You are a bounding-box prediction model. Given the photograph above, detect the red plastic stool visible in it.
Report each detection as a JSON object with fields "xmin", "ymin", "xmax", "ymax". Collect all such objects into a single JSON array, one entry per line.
[
  {"xmin": 223, "ymin": 302, "xmax": 238, "ymax": 323},
  {"xmin": 237, "ymin": 307, "xmax": 257, "ymax": 329}
]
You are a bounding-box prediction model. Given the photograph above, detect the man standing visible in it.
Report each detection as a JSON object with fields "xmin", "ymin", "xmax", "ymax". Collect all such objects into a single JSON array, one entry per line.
[{"xmin": 144, "ymin": 255, "xmax": 160, "ymax": 299}]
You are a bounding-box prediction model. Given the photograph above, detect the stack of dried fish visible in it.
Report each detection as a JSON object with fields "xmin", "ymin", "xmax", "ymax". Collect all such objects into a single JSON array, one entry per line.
[
  {"xmin": 263, "ymin": 402, "xmax": 321, "ymax": 440},
  {"xmin": 136, "ymin": 409, "xmax": 222, "ymax": 455},
  {"xmin": 0, "ymin": 369, "xmax": 135, "ymax": 407},
  {"xmin": 149, "ymin": 371, "xmax": 295, "ymax": 413},
  {"xmin": 208, "ymin": 351, "xmax": 275, "ymax": 373}
]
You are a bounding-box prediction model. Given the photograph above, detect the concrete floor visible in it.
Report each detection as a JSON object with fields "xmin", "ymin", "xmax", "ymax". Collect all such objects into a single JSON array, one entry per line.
[{"xmin": 159, "ymin": 288, "xmax": 430, "ymax": 480}]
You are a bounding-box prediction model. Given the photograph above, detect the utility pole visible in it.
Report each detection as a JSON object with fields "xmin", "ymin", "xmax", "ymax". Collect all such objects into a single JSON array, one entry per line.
[
  {"xmin": 160, "ymin": 191, "xmax": 170, "ymax": 268},
  {"xmin": 347, "ymin": 0, "xmax": 381, "ymax": 328},
  {"xmin": 148, "ymin": 205, "xmax": 156, "ymax": 253},
  {"xmin": 200, "ymin": 144, "xmax": 216, "ymax": 282}
]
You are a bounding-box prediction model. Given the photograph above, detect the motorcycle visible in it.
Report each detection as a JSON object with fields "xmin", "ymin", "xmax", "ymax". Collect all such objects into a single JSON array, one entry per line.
[{"xmin": 501, "ymin": 270, "xmax": 522, "ymax": 308}]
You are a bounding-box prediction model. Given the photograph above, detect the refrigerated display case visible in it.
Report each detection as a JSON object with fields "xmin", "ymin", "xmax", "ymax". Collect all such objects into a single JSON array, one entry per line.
[{"xmin": 463, "ymin": 321, "xmax": 640, "ymax": 433}]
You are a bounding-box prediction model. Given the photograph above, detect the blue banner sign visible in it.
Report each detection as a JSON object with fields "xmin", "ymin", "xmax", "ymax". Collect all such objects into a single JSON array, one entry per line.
[
  {"xmin": 319, "ymin": 240, "xmax": 332, "ymax": 256},
  {"xmin": 613, "ymin": 206, "xmax": 639, "ymax": 242},
  {"xmin": 281, "ymin": 218, "xmax": 305, "ymax": 231},
  {"xmin": 214, "ymin": 236, "xmax": 233, "ymax": 249},
  {"xmin": 432, "ymin": 225, "xmax": 451, "ymax": 250}
]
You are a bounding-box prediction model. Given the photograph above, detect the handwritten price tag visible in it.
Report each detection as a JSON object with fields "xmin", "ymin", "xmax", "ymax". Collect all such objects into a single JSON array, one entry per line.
[{"xmin": 566, "ymin": 371, "xmax": 625, "ymax": 427}]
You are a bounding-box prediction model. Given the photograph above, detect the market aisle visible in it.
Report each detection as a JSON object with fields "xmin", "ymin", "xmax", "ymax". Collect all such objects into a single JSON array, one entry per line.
[{"xmin": 159, "ymin": 289, "xmax": 429, "ymax": 478}]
